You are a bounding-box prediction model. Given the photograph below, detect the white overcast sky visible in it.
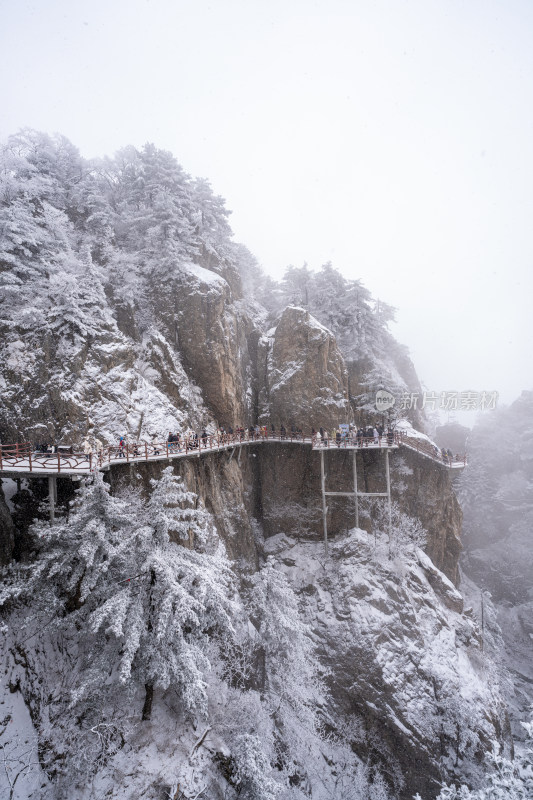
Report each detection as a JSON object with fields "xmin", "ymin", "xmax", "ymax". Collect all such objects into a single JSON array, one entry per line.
[{"xmin": 1, "ymin": 0, "xmax": 532, "ymax": 422}]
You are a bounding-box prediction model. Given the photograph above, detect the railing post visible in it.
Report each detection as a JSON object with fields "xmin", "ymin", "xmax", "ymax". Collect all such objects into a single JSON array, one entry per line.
[
  {"xmin": 89, "ymin": 453, "xmax": 92, "ymax": 472},
  {"xmin": 28, "ymin": 451, "xmax": 31, "ymax": 472},
  {"xmin": 57, "ymin": 451, "xmax": 61, "ymax": 473},
  {"xmin": 126, "ymin": 444, "xmax": 129, "ymax": 463},
  {"xmin": 145, "ymin": 443, "xmax": 148, "ymax": 461}
]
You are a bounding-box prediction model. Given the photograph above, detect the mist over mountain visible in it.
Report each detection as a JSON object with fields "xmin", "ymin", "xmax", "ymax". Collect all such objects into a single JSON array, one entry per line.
[{"xmin": 458, "ymin": 392, "xmax": 533, "ymax": 737}]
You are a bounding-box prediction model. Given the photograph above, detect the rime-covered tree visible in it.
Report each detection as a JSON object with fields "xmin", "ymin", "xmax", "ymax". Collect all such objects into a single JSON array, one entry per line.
[
  {"xmin": 415, "ymin": 716, "xmax": 533, "ymax": 799},
  {"xmin": 246, "ymin": 562, "xmax": 325, "ymax": 783},
  {"xmin": 231, "ymin": 734, "xmax": 282, "ymax": 800},
  {"xmin": 368, "ymin": 500, "xmax": 427, "ymax": 559},
  {"xmin": 4, "ymin": 469, "xmax": 236, "ymax": 723}
]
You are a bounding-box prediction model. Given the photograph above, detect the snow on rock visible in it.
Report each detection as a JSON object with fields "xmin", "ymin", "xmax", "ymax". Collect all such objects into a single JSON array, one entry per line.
[
  {"xmin": 417, "ymin": 548, "xmax": 464, "ymax": 613},
  {"xmin": 0, "ymin": 664, "xmax": 53, "ymax": 799},
  {"xmin": 259, "ymin": 306, "xmax": 349, "ymax": 431},
  {"xmin": 265, "ymin": 529, "xmax": 508, "ymax": 799},
  {"xmin": 178, "ymin": 260, "xmax": 229, "ymax": 291},
  {"xmin": 262, "ymin": 532, "xmax": 295, "ymax": 556}
]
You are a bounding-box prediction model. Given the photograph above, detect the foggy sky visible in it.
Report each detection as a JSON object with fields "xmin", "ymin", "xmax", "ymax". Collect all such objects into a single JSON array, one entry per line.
[{"xmin": 2, "ymin": 0, "xmax": 532, "ymax": 425}]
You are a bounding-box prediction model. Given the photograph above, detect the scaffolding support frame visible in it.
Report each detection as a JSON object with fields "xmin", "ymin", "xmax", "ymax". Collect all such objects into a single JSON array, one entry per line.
[{"xmin": 320, "ymin": 446, "xmax": 393, "ymax": 555}]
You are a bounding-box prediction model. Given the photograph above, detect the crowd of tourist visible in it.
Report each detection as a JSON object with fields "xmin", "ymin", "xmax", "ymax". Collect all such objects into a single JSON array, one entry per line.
[
  {"xmin": 25, "ymin": 423, "xmax": 461, "ymax": 465},
  {"xmin": 313, "ymin": 424, "xmax": 395, "ymax": 446}
]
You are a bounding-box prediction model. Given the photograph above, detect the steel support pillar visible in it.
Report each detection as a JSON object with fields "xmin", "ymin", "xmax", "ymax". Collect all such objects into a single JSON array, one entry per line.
[
  {"xmin": 320, "ymin": 450, "xmax": 328, "ymax": 557},
  {"xmin": 353, "ymin": 449, "xmax": 359, "ymax": 530},
  {"xmin": 384, "ymin": 448, "xmax": 392, "ymax": 541},
  {"xmin": 48, "ymin": 475, "xmax": 57, "ymax": 523},
  {"xmin": 319, "ymin": 446, "xmax": 394, "ymax": 556}
]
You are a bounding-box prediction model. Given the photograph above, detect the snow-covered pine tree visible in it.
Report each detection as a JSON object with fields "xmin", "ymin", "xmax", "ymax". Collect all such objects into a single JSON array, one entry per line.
[
  {"xmin": 4, "ymin": 468, "xmax": 237, "ymax": 726},
  {"xmin": 246, "ymin": 562, "xmax": 325, "ymax": 783},
  {"xmin": 190, "ymin": 176, "xmax": 233, "ymax": 265},
  {"xmin": 89, "ymin": 467, "xmax": 237, "ymax": 721}
]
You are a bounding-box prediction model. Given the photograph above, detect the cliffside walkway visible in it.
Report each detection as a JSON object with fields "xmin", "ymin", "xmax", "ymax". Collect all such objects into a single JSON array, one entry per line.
[
  {"xmin": 0, "ymin": 430, "xmax": 465, "ymax": 477},
  {"xmin": 0, "ymin": 430, "xmax": 466, "ymax": 538}
]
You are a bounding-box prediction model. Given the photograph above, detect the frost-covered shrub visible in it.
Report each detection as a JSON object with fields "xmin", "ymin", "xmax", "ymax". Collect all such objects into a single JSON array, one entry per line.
[
  {"xmin": 232, "ymin": 734, "xmax": 282, "ymax": 800},
  {"xmin": 415, "ymin": 716, "xmax": 533, "ymax": 799},
  {"xmin": 364, "ymin": 499, "xmax": 427, "ymax": 559}
]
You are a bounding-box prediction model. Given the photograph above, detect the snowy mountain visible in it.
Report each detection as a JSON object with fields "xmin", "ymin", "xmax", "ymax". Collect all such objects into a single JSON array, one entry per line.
[{"xmin": 0, "ymin": 131, "xmax": 522, "ymax": 800}]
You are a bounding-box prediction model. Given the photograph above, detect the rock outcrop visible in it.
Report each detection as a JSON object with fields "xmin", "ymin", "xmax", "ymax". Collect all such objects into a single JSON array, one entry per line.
[
  {"xmin": 390, "ymin": 450, "xmax": 463, "ymax": 584},
  {"xmin": 165, "ymin": 263, "xmax": 256, "ymax": 429},
  {"xmin": 259, "ymin": 306, "xmax": 349, "ymax": 432}
]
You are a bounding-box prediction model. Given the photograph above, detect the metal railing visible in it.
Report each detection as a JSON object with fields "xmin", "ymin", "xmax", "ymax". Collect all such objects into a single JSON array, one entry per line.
[
  {"xmin": 397, "ymin": 432, "xmax": 467, "ymax": 466},
  {"xmin": 311, "ymin": 432, "xmax": 401, "ymax": 449},
  {"xmin": 0, "ymin": 443, "xmax": 93, "ymax": 473},
  {"xmin": 0, "ymin": 428, "xmax": 466, "ymax": 474}
]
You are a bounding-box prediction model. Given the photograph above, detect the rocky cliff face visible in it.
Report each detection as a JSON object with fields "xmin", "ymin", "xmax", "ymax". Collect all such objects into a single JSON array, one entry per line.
[
  {"xmin": 259, "ymin": 306, "xmax": 349, "ymax": 431},
  {"xmin": 162, "ymin": 263, "xmax": 256, "ymax": 429},
  {"xmin": 263, "ymin": 531, "xmax": 507, "ymax": 800},
  {"xmin": 390, "ymin": 452, "xmax": 463, "ymax": 584},
  {"xmin": 0, "ymin": 481, "xmax": 15, "ymax": 565},
  {"xmin": 257, "ymin": 445, "xmax": 462, "ymax": 584}
]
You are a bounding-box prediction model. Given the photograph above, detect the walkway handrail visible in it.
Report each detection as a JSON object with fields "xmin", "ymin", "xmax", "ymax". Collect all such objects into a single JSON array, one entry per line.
[
  {"xmin": 311, "ymin": 432, "xmax": 401, "ymax": 449},
  {"xmin": 0, "ymin": 429, "xmax": 466, "ymax": 475},
  {"xmin": 0, "ymin": 442, "xmax": 32, "ymax": 458},
  {"xmin": 0, "ymin": 442, "xmax": 32, "ymax": 472},
  {"xmin": 397, "ymin": 432, "xmax": 466, "ymax": 466}
]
